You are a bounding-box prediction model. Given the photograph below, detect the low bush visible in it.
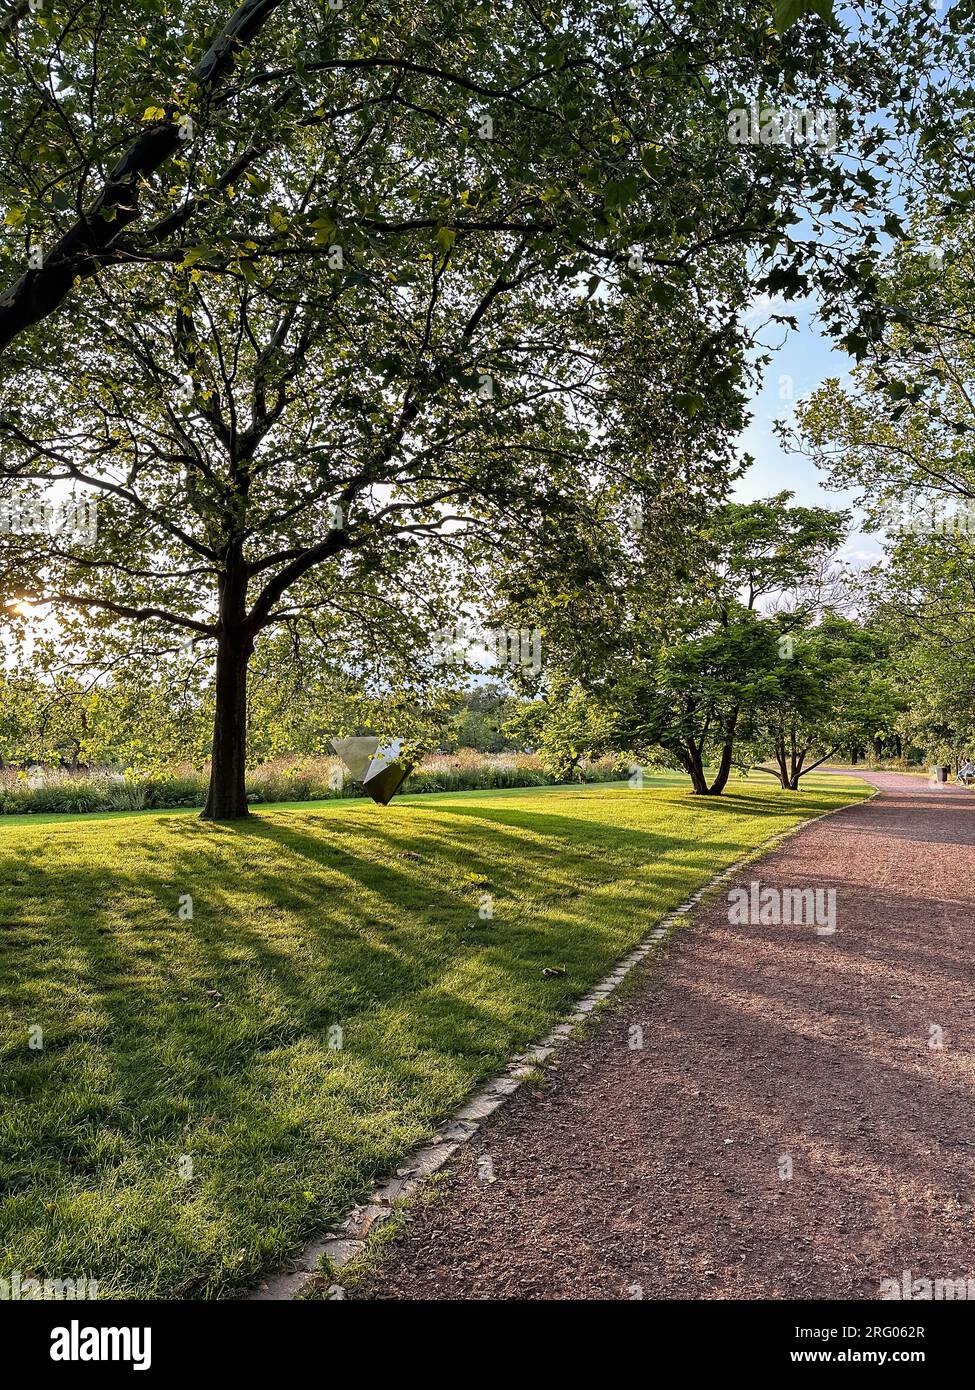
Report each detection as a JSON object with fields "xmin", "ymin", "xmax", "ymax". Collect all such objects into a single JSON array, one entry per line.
[{"xmin": 0, "ymin": 752, "xmax": 625, "ymax": 816}]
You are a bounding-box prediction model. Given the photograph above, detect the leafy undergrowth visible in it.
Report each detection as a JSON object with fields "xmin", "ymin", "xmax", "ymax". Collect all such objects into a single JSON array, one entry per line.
[
  {"xmin": 0, "ymin": 776, "xmax": 868, "ymax": 1298},
  {"xmin": 0, "ymin": 751, "xmax": 622, "ymax": 817}
]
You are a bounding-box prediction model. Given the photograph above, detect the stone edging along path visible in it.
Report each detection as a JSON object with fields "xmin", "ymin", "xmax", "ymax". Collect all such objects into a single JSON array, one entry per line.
[{"xmin": 246, "ymin": 788, "xmax": 875, "ymax": 1301}]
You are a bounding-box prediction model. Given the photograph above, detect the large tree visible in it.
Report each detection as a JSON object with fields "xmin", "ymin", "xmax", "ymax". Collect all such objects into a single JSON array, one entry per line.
[
  {"xmin": 1, "ymin": 0, "xmax": 957, "ymax": 362},
  {"xmin": 794, "ymin": 206, "xmax": 975, "ymax": 764},
  {"xmin": 0, "ymin": 0, "xmax": 945, "ymax": 815}
]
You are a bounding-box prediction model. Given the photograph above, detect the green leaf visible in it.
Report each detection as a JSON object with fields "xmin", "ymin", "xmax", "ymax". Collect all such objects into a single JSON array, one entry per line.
[
  {"xmin": 773, "ymin": 0, "xmax": 833, "ymax": 33},
  {"xmin": 311, "ymin": 214, "xmax": 337, "ymax": 246}
]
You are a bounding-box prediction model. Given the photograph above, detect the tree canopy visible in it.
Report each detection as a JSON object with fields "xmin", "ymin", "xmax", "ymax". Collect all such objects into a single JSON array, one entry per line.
[{"xmin": 0, "ymin": 0, "xmax": 970, "ymax": 808}]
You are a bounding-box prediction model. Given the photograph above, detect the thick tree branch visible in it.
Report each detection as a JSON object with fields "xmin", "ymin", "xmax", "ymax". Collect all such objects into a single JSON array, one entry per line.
[
  {"xmin": 23, "ymin": 592, "xmax": 216, "ymax": 635},
  {"xmin": 0, "ymin": 0, "xmax": 285, "ymax": 352}
]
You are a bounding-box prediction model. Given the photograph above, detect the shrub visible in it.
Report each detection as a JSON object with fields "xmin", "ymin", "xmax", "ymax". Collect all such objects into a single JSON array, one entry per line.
[{"xmin": 0, "ymin": 751, "xmax": 624, "ymax": 817}]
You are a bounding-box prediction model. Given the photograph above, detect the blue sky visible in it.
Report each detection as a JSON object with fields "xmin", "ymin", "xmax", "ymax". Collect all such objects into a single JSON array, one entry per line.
[{"xmin": 733, "ymin": 296, "xmax": 884, "ymax": 568}]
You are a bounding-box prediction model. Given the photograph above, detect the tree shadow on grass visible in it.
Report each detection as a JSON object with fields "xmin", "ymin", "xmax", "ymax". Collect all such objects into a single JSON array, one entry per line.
[{"xmin": 0, "ymin": 785, "xmax": 859, "ymax": 1295}]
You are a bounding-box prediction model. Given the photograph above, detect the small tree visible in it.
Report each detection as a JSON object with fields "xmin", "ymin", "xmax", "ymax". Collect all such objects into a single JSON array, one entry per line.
[
  {"xmin": 503, "ymin": 676, "xmax": 617, "ymax": 781},
  {"xmin": 744, "ymin": 616, "xmax": 903, "ymax": 788},
  {"xmin": 498, "ymin": 494, "xmax": 847, "ymax": 794}
]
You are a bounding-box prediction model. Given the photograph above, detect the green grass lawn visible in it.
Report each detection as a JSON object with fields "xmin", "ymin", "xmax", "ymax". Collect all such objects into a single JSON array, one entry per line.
[{"xmin": 0, "ymin": 775, "xmax": 868, "ymax": 1298}]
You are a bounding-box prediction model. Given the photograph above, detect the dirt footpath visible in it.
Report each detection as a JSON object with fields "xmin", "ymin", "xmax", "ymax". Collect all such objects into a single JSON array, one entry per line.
[{"xmin": 355, "ymin": 773, "xmax": 975, "ymax": 1300}]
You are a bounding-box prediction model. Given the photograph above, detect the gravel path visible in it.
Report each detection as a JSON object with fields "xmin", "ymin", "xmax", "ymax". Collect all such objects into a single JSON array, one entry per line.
[{"xmin": 354, "ymin": 773, "xmax": 975, "ymax": 1300}]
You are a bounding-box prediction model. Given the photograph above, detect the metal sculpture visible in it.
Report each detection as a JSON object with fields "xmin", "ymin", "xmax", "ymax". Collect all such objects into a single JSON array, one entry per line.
[{"xmin": 330, "ymin": 736, "xmax": 413, "ymax": 805}]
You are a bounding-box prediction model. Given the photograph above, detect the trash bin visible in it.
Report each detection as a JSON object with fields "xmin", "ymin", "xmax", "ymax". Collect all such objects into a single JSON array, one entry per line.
[{"xmin": 933, "ymin": 765, "xmax": 949, "ymax": 784}]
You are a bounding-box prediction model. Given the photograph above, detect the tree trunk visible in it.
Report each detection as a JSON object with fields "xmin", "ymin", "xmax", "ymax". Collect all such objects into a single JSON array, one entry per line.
[
  {"xmin": 680, "ymin": 739, "xmax": 709, "ymax": 794},
  {"xmin": 772, "ymin": 737, "xmax": 790, "ymax": 789},
  {"xmin": 687, "ymin": 763, "xmax": 708, "ymax": 794},
  {"xmin": 707, "ymin": 733, "xmax": 736, "ymax": 795},
  {"xmin": 702, "ymin": 708, "xmax": 740, "ymax": 795},
  {"xmin": 785, "ymin": 737, "xmax": 806, "ymax": 790},
  {"xmin": 202, "ymin": 627, "xmax": 253, "ymax": 821},
  {"xmin": 672, "ymin": 698, "xmax": 711, "ymax": 794}
]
